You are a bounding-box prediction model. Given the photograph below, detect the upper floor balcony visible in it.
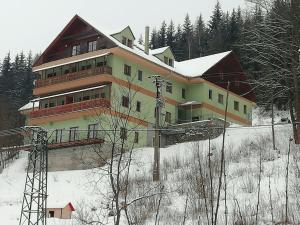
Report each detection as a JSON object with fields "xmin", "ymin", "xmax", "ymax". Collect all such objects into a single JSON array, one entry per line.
[
  {"xmin": 35, "ymin": 66, "xmax": 112, "ymax": 88},
  {"xmin": 29, "ymin": 98, "xmax": 110, "ymax": 119}
]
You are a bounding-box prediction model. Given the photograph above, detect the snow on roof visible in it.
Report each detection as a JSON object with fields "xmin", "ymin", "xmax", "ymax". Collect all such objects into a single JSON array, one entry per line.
[
  {"xmin": 150, "ymin": 46, "xmax": 169, "ymax": 55},
  {"xmin": 174, "ymin": 51, "xmax": 232, "ymax": 77},
  {"xmin": 18, "ymin": 101, "xmax": 39, "ymax": 111},
  {"xmin": 107, "ymin": 26, "xmax": 128, "ymax": 35},
  {"xmin": 47, "ymin": 201, "xmax": 75, "ymax": 210}
]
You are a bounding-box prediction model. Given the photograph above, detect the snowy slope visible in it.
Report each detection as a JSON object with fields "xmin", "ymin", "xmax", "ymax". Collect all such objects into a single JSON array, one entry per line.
[{"xmin": 0, "ymin": 109, "xmax": 298, "ymax": 225}]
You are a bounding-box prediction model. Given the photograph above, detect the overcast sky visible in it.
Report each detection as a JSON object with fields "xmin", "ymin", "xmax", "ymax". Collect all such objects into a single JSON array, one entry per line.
[{"xmin": 0, "ymin": 0, "xmax": 250, "ymax": 60}]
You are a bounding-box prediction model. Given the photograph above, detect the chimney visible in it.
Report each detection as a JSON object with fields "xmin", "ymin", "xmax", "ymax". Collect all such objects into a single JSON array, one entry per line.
[{"xmin": 145, "ymin": 26, "xmax": 150, "ymax": 55}]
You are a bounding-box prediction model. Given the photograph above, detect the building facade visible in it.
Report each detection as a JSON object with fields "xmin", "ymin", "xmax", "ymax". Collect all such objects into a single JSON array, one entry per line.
[{"xmin": 20, "ymin": 15, "xmax": 256, "ymax": 148}]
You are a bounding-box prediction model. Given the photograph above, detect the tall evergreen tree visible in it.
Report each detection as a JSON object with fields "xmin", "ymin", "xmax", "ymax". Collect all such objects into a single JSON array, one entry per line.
[
  {"xmin": 182, "ymin": 14, "xmax": 193, "ymax": 59},
  {"xmin": 158, "ymin": 21, "xmax": 167, "ymax": 47},
  {"xmin": 174, "ymin": 24, "xmax": 184, "ymax": 61},
  {"xmin": 166, "ymin": 20, "xmax": 176, "ymax": 50},
  {"xmin": 193, "ymin": 15, "xmax": 207, "ymax": 57},
  {"xmin": 150, "ymin": 28, "xmax": 159, "ymax": 49}
]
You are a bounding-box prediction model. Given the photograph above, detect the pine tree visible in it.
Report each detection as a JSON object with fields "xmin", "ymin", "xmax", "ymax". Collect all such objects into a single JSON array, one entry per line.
[
  {"xmin": 193, "ymin": 15, "xmax": 207, "ymax": 57},
  {"xmin": 166, "ymin": 20, "xmax": 175, "ymax": 50},
  {"xmin": 182, "ymin": 14, "xmax": 193, "ymax": 59},
  {"xmin": 150, "ymin": 28, "xmax": 159, "ymax": 49},
  {"xmin": 207, "ymin": 1, "xmax": 226, "ymax": 53},
  {"xmin": 138, "ymin": 34, "xmax": 144, "ymax": 45},
  {"xmin": 158, "ymin": 21, "xmax": 167, "ymax": 47},
  {"xmin": 174, "ymin": 24, "xmax": 184, "ymax": 61}
]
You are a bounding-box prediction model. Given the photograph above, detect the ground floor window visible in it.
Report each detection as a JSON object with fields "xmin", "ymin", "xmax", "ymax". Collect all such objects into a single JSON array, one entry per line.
[
  {"xmin": 120, "ymin": 127, "xmax": 127, "ymax": 140},
  {"xmin": 48, "ymin": 211, "xmax": 55, "ymax": 218},
  {"xmin": 88, "ymin": 124, "xmax": 98, "ymax": 139},
  {"xmin": 55, "ymin": 129, "xmax": 63, "ymax": 143},
  {"xmin": 69, "ymin": 127, "xmax": 79, "ymax": 142},
  {"xmin": 134, "ymin": 132, "xmax": 139, "ymax": 143}
]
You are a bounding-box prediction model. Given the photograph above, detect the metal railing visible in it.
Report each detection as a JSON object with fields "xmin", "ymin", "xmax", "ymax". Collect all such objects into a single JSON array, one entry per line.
[{"xmin": 48, "ymin": 129, "xmax": 105, "ymax": 149}]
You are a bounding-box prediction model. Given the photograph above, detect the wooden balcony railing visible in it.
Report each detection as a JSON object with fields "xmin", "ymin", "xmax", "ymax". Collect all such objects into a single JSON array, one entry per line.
[
  {"xmin": 29, "ymin": 98, "xmax": 110, "ymax": 118},
  {"xmin": 35, "ymin": 66, "xmax": 112, "ymax": 88},
  {"xmin": 48, "ymin": 138, "xmax": 104, "ymax": 149}
]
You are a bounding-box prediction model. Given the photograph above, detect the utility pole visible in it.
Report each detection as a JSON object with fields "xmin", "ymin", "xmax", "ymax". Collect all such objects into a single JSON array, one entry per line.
[
  {"xmin": 149, "ymin": 75, "xmax": 164, "ymax": 181},
  {"xmin": 19, "ymin": 127, "xmax": 48, "ymax": 225}
]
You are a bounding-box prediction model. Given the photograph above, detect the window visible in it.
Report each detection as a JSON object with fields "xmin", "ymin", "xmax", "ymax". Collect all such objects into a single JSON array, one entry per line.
[
  {"xmin": 218, "ymin": 94, "xmax": 224, "ymax": 104},
  {"xmin": 48, "ymin": 211, "xmax": 55, "ymax": 218},
  {"xmin": 88, "ymin": 40, "xmax": 97, "ymax": 52},
  {"xmin": 127, "ymin": 39, "xmax": 133, "ymax": 48},
  {"xmin": 122, "ymin": 36, "xmax": 127, "ymax": 45},
  {"xmin": 124, "ymin": 64, "xmax": 131, "ymax": 76},
  {"xmin": 138, "ymin": 70, "xmax": 143, "ymax": 81},
  {"xmin": 72, "ymin": 45, "xmax": 80, "ymax": 56},
  {"xmin": 165, "ymin": 112, "xmax": 171, "ymax": 123},
  {"xmin": 100, "ymin": 92, "xmax": 105, "ymax": 98},
  {"xmin": 120, "ymin": 127, "xmax": 127, "ymax": 140},
  {"xmin": 164, "ymin": 56, "xmax": 168, "ymax": 64},
  {"xmin": 244, "ymin": 105, "xmax": 247, "ymax": 114},
  {"xmin": 166, "ymin": 82, "xmax": 172, "ymax": 93},
  {"xmin": 69, "ymin": 127, "xmax": 79, "ymax": 142},
  {"xmin": 122, "ymin": 96, "xmax": 129, "ymax": 108},
  {"xmin": 154, "ymin": 107, "xmax": 158, "ymax": 118},
  {"xmin": 209, "ymin": 90, "xmax": 213, "ymax": 100},
  {"xmin": 220, "ymin": 72, "xmax": 224, "ymax": 80},
  {"xmin": 136, "ymin": 101, "xmax": 141, "ymax": 112},
  {"xmin": 88, "ymin": 124, "xmax": 98, "ymax": 139},
  {"xmin": 55, "ymin": 129, "xmax": 63, "ymax": 143},
  {"xmin": 234, "ymin": 101, "xmax": 239, "ymax": 111},
  {"xmin": 182, "ymin": 88, "xmax": 186, "ymax": 99},
  {"xmin": 134, "ymin": 132, "xmax": 139, "ymax": 143},
  {"xmin": 169, "ymin": 58, "xmax": 174, "ymax": 67}
]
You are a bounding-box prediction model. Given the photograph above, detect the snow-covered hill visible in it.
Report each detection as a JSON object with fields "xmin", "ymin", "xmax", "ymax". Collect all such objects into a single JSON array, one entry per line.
[{"xmin": 1, "ymin": 108, "xmax": 299, "ymax": 225}]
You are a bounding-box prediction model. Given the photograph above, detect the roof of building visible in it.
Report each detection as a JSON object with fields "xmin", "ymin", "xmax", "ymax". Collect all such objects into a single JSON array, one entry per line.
[
  {"xmin": 174, "ymin": 51, "xmax": 232, "ymax": 77},
  {"xmin": 18, "ymin": 101, "xmax": 39, "ymax": 111},
  {"xmin": 47, "ymin": 201, "xmax": 75, "ymax": 211},
  {"xmin": 150, "ymin": 46, "xmax": 169, "ymax": 55}
]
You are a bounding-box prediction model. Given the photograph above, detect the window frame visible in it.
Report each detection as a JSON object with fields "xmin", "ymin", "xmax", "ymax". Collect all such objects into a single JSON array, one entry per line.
[
  {"xmin": 88, "ymin": 40, "xmax": 97, "ymax": 52},
  {"xmin": 122, "ymin": 96, "xmax": 129, "ymax": 108},
  {"xmin": 165, "ymin": 111, "xmax": 171, "ymax": 123},
  {"xmin": 138, "ymin": 70, "xmax": 143, "ymax": 81},
  {"xmin": 166, "ymin": 82, "xmax": 173, "ymax": 94},
  {"xmin": 55, "ymin": 129, "xmax": 63, "ymax": 143},
  {"xmin": 134, "ymin": 132, "xmax": 139, "ymax": 143},
  {"xmin": 136, "ymin": 101, "xmax": 141, "ymax": 112},
  {"xmin": 69, "ymin": 127, "xmax": 79, "ymax": 142},
  {"xmin": 244, "ymin": 105, "xmax": 247, "ymax": 114},
  {"xmin": 72, "ymin": 44, "xmax": 80, "ymax": 56},
  {"xmin": 234, "ymin": 101, "xmax": 240, "ymax": 111},
  {"xmin": 209, "ymin": 89, "xmax": 213, "ymax": 100},
  {"xmin": 218, "ymin": 94, "xmax": 224, "ymax": 104},
  {"xmin": 120, "ymin": 127, "xmax": 127, "ymax": 140},
  {"xmin": 182, "ymin": 88, "xmax": 186, "ymax": 99},
  {"xmin": 88, "ymin": 124, "xmax": 98, "ymax": 139},
  {"xmin": 124, "ymin": 64, "xmax": 131, "ymax": 76}
]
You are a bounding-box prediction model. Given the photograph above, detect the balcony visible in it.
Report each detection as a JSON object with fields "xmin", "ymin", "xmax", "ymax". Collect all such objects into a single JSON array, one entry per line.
[
  {"xmin": 35, "ymin": 66, "xmax": 112, "ymax": 88},
  {"xmin": 48, "ymin": 138, "xmax": 104, "ymax": 149},
  {"xmin": 29, "ymin": 98, "xmax": 110, "ymax": 119}
]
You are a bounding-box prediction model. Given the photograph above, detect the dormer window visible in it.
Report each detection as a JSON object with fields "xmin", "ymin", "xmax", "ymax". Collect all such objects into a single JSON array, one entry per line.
[
  {"xmin": 122, "ymin": 36, "xmax": 127, "ymax": 45},
  {"xmin": 72, "ymin": 45, "xmax": 80, "ymax": 56},
  {"xmin": 127, "ymin": 39, "xmax": 133, "ymax": 48},
  {"xmin": 88, "ymin": 41, "xmax": 97, "ymax": 52},
  {"xmin": 169, "ymin": 58, "xmax": 174, "ymax": 67},
  {"xmin": 164, "ymin": 56, "xmax": 168, "ymax": 64}
]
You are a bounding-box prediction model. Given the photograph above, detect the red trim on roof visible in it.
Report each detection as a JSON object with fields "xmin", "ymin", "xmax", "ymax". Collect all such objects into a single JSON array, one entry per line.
[{"xmin": 68, "ymin": 202, "xmax": 75, "ymax": 211}]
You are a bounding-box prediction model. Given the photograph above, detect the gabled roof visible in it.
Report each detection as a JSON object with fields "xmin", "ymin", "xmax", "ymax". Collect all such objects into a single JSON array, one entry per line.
[
  {"xmin": 109, "ymin": 25, "xmax": 136, "ymax": 39},
  {"xmin": 33, "ymin": 15, "xmax": 117, "ymax": 67},
  {"xmin": 150, "ymin": 46, "xmax": 169, "ymax": 55},
  {"xmin": 48, "ymin": 201, "xmax": 75, "ymax": 211},
  {"xmin": 174, "ymin": 51, "xmax": 232, "ymax": 77}
]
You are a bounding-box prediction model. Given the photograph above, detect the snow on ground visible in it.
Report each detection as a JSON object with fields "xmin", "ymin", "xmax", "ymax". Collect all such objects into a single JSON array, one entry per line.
[{"xmin": 0, "ymin": 108, "xmax": 298, "ymax": 224}]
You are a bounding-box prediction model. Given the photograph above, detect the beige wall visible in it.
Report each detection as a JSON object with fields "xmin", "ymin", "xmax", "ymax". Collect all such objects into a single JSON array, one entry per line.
[{"xmin": 47, "ymin": 206, "xmax": 73, "ymax": 219}]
